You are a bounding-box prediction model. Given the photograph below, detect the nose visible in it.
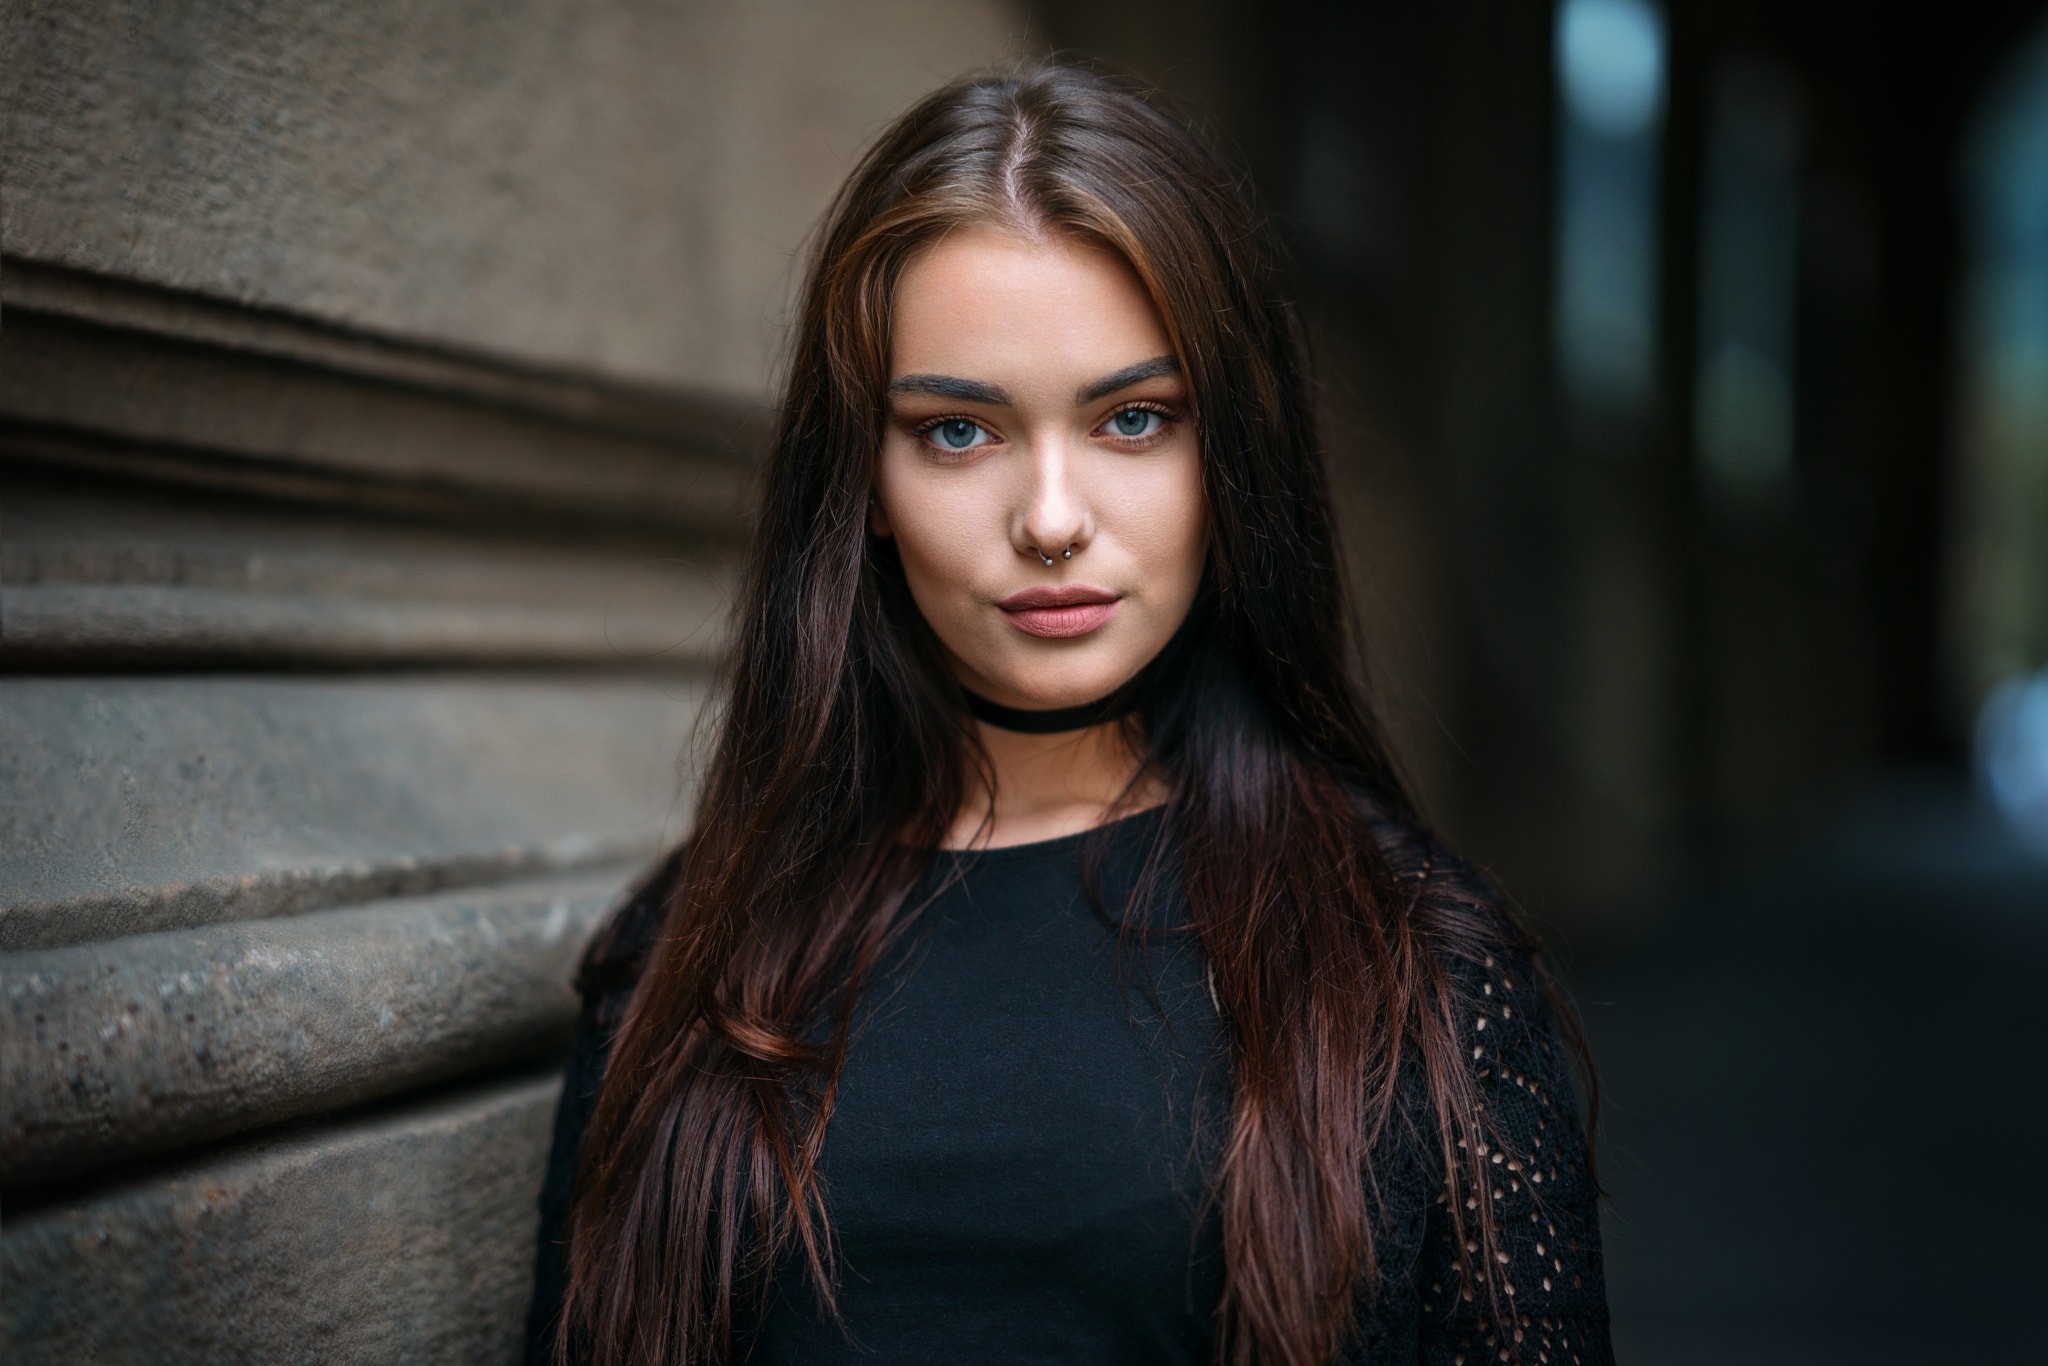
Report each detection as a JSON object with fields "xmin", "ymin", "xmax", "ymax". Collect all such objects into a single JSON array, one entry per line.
[{"xmin": 1012, "ymin": 436, "xmax": 1092, "ymax": 565}]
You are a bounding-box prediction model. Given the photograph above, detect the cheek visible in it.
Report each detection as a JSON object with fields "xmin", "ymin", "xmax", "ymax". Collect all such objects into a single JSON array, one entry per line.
[
  {"xmin": 875, "ymin": 448, "xmax": 987, "ymax": 596},
  {"xmin": 1170, "ymin": 459, "xmax": 1210, "ymax": 567},
  {"xmin": 1116, "ymin": 450, "xmax": 1209, "ymax": 587},
  {"xmin": 894, "ymin": 508, "xmax": 984, "ymax": 587}
]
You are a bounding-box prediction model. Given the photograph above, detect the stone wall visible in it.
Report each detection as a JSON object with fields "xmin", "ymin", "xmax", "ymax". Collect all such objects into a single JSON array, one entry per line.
[
  {"xmin": 4, "ymin": 0, "xmax": 1035, "ymax": 392},
  {"xmin": 0, "ymin": 3, "xmax": 1029, "ymax": 1359}
]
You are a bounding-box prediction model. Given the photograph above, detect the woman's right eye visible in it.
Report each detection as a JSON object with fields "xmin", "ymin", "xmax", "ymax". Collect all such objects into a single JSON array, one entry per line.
[{"xmin": 920, "ymin": 417, "xmax": 993, "ymax": 452}]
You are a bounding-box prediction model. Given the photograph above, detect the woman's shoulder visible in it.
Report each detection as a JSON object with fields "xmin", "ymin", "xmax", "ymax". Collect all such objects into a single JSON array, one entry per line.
[
  {"xmin": 1351, "ymin": 788, "xmax": 1527, "ymax": 941},
  {"xmin": 574, "ymin": 842, "xmax": 688, "ymax": 1016},
  {"xmin": 1349, "ymin": 788, "xmax": 1569, "ymax": 1077}
]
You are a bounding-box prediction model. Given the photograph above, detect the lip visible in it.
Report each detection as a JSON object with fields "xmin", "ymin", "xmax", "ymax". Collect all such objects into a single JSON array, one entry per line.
[{"xmin": 996, "ymin": 584, "xmax": 1122, "ymax": 639}]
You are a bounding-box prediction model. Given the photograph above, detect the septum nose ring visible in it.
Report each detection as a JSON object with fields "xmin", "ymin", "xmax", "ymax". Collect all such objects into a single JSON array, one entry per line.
[{"xmin": 1036, "ymin": 545, "xmax": 1074, "ymax": 567}]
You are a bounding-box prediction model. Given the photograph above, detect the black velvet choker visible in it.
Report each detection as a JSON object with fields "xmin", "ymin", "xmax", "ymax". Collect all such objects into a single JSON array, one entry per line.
[{"xmin": 961, "ymin": 686, "xmax": 1137, "ymax": 734}]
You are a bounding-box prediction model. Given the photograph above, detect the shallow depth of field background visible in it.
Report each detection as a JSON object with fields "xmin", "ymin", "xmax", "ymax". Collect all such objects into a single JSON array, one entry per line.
[{"xmin": 3, "ymin": 3, "xmax": 2045, "ymax": 1362}]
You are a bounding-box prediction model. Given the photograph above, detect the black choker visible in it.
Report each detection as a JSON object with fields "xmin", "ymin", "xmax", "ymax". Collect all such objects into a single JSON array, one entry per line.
[{"xmin": 962, "ymin": 686, "xmax": 1135, "ymax": 734}]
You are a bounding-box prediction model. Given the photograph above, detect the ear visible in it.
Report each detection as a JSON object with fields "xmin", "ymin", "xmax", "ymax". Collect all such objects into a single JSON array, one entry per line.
[{"xmin": 867, "ymin": 491, "xmax": 892, "ymax": 538}]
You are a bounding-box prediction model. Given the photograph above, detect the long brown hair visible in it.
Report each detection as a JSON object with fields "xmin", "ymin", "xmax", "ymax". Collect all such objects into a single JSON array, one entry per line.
[{"xmin": 563, "ymin": 63, "xmax": 1580, "ymax": 1366}]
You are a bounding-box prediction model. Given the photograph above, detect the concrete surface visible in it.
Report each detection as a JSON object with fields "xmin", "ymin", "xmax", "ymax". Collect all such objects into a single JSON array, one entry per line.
[
  {"xmin": 0, "ymin": 674, "xmax": 707, "ymax": 949},
  {"xmin": 5, "ymin": 868, "xmax": 634, "ymax": 1186},
  {"xmin": 2, "ymin": 1076, "xmax": 560, "ymax": 1364},
  {"xmin": 2, "ymin": 467, "xmax": 738, "ymax": 669},
  {"xmin": 1581, "ymin": 777, "xmax": 2048, "ymax": 1364},
  {"xmin": 0, "ymin": 308, "xmax": 756, "ymax": 532},
  {"xmin": 1, "ymin": 0, "xmax": 1032, "ymax": 392}
]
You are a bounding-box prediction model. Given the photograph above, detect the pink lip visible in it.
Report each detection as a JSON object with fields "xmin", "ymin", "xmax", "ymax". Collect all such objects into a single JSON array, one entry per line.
[{"xmin": 996, "ymin": 584, "xmax": 1121, "ymax": 639}]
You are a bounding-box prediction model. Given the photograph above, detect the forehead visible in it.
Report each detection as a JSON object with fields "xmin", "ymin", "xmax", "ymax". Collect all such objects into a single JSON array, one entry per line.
[{"xmin": 889, "ymin": 225, "xmax": 1174, "ymax": 395}]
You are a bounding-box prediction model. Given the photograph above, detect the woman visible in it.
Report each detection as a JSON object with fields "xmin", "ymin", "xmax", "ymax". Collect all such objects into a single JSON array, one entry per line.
[{"xmin": 527, "ymin": 63, "xmax": 1611, "ymax": 1366}]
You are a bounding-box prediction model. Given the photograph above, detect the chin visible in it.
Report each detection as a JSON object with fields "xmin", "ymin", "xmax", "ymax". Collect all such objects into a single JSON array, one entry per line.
[{"xmin": 978, "ymin": 642, "xmax": 1148, "ymax": 709}]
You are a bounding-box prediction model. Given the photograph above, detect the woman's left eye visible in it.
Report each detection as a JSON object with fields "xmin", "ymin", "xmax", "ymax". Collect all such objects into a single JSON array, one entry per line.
[{"xmin": 1105, "ymin": 407, "xmax": 1164, "ymax": 439}]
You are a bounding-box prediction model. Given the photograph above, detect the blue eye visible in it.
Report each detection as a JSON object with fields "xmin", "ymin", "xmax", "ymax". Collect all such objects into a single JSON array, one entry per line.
[
  {"xmin": 1110, "ymin": 407, "xmax": 1160, "ymax": 438},
  {"xmin": 932, "ymin": 417, "xmax": 988, "ymax": 450}
]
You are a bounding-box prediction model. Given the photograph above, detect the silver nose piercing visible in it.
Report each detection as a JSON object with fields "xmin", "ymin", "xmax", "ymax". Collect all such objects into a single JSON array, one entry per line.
[
  {"xmin": 1062, "ymin": 546, "xmax": 1073, "ymax": 560},
  {"xmin": 1038, "ymin": 549, "xmax": 1054, "ymax": 567}
]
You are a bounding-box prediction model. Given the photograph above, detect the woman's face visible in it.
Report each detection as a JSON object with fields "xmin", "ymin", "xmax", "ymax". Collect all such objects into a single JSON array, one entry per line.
[{"xmin": 872, "ymin": 225, "xmax": 1207, "ymax": 712}]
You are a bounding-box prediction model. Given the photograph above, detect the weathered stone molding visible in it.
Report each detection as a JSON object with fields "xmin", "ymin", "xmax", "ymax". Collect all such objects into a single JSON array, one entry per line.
[
  {"xmin": 0, "ymin": 676, "xmax": 705, "ymax": 950},
  {"xmin": 0, "ymin": 304, "xmax": 762, "ymax": 536},
  {"xmin": 2, "ymin": 257, "xmax": 766, "ymax": 448},
  {"xmin": 0, "ymin": 581, "xmax": 732, "ymax": 670},
  {"xmin": 3, "ymin": 1076, "xmax": 559, "ymax": 1364},
  {"xmin": 4, "ymin": 869, "xmax": 633, "ymax": 1187}
]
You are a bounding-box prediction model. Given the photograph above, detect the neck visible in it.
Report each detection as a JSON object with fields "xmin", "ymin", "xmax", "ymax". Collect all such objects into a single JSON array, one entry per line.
[{"xmin": 944, "ymin": 717, "xmax": 1162, "ymax": 851}]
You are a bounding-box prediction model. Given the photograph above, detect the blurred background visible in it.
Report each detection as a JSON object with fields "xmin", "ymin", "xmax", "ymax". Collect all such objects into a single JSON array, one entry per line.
[{"xmin": 4, "ymin": 2, "xmax": 2044, "ymax": 1362}]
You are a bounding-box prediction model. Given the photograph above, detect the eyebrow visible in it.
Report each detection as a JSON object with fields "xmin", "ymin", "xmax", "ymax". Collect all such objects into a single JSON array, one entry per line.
[
  {"xmin": 887, "ymin": 374, "xmax": 1012, "ymax": 405},
  {"xmin": 1076, "ymin": 354, "xmax": 1180, "ymax": 404},
  {"xmin": 885, "ymin": 354, "xmax": 1182, "ymax": 409}
]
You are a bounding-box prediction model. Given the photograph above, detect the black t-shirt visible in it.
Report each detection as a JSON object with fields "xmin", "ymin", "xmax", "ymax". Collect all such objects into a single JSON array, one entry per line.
[
  {"xmin": 749, "ymin": 806, "xmax": 1227, "ymax": 1362},
  {"xmin": 525, "ymin": 806, "xmax": 1614, "ymax": 1365}
]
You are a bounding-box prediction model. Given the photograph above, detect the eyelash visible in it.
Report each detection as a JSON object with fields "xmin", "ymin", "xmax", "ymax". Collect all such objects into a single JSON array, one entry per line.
[{"xmin": 909, "ymin": 401, "xmax": 1183, "ymax": 457}]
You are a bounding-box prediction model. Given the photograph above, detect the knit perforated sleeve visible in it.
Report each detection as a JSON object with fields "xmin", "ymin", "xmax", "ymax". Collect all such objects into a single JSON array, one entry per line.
[{"xmin": 1413, "ymin": 944, "xmax": 1613, "ymax": 1366}]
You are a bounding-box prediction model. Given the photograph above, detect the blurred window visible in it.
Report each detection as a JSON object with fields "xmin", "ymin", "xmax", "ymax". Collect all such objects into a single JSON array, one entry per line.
[
  {"xmin": 1694, "ymin": 57, "xmax": 1803, "ymax": 516},
  {"xmin": 1553, "ymin": 0, "xmax": 1668, "ymax": 418},
  {"xmin": 1958, "ymin": 21, "xmax": 2048, "ymax": 843}
]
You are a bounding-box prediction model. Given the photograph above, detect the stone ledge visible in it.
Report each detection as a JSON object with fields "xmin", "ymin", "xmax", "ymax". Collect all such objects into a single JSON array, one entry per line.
[
  {"xmin": 0, "ymin": 674, "xmax": 706, "ymax": 950},
  {"xmin": 0, "ymin": 311, "xmax": 758, "ymax": 535},
  {"xmin": 1, "ymin": 583, "xmax": 725, "ymax": 669},
  {"xmin": 3, "ymin": 868, "xmax": 639, "ymax": 1187},
  {"xmin": 2, "ymin": 1075, "xmax": 559, "ymax": 1364},
  {"xmin": 1, "ymin": 256, "xmax": 767, "ymax": 451},
  {"xmin": 0, "ymin": 464, "xmax": 736, "ymax": 668}
]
